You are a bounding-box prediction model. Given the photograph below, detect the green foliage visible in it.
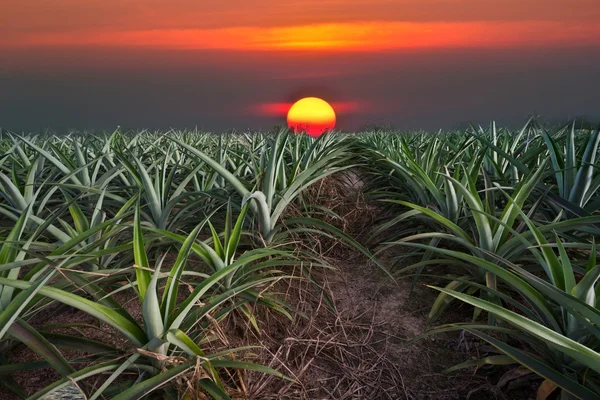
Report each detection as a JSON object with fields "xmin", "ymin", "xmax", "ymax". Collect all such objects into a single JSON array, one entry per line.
[
  {"xmin": 2, "ymin": 120, "xmax": 600, "ymax": 399},
  {"xmin": 363, "ymin": 120, "xmax": 600, "ymax": 398},
  {"xmin": 0, "ymin": 128, "xmax": 347, "ymax": 398}
]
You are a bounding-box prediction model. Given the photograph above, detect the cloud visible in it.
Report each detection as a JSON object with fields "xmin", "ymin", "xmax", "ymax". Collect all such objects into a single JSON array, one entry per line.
[
  {"xmin": 4, "ymin": 21, "xmax": 599, "ymax": 51},
  {"xmin": 2, "ymin": 0, "xmax": 599, "ymax": 33}
]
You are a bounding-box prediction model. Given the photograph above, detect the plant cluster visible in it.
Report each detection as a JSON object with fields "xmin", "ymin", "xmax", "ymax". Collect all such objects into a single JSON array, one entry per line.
[
  {"xmin": 0, "ymin": 129, "xmax": 355, "ymax": 399},
  {"xmin": 362, "ymin": 119, "xmax": 600, "ymax": 399}
]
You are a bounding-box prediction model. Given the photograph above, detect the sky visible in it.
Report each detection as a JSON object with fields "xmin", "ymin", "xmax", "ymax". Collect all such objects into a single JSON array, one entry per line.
[{"xmin": 1, "ymin": 0, "xmax": 600, "ymax": 132}]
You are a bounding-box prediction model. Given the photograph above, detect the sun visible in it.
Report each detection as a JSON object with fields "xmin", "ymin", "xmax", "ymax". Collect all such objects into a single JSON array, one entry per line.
[{"xmin": 287, "ymin": 97, "xmax": 336, "ymax": 137}]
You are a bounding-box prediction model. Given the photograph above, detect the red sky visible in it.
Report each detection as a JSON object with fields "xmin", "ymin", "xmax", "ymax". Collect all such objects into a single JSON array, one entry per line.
[
  {"xmin": 3, "ymin": 1, "xmax": 600, "ymax": 50},
  {"xmin": 3, "ymin": 1, "xmax": 600, "ymax": 30},
  {"xmin": 1, "ymin": 0, "xmax": 600, "ymax": 131}
]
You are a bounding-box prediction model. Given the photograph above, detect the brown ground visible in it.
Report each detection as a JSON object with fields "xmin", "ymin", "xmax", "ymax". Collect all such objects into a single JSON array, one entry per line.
[
  {"xmin": 0, "ymin": 171, "xmax": 542, "ymax": 399},
  {"xmin": 237, "ymin": 255, "xmax": 540, "ymax": 400}
]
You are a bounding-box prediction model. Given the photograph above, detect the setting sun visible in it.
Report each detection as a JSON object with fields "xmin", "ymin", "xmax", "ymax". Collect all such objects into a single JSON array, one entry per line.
[{"xmin": 287, "ymin": 97, "xmax": 336, "ymax": 137}]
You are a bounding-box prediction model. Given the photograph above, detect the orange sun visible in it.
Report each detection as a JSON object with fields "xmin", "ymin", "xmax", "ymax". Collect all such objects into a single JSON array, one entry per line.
[{"xmin": 287, "ymin": 97, "xmax": 336, "ymax": 137}]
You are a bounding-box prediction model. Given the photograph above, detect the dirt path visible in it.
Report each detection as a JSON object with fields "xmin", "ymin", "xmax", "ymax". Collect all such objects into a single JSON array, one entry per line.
[
  {"xmin": 241, "ymin": 171, "xmax": 539, "ymax": 399},
  {"xmin": 242, "ymin": 252, "xmax": 541, "ymax": 400}
]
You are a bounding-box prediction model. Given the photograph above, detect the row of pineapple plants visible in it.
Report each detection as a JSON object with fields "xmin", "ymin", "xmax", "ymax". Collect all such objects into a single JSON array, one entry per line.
[
  {"xmin": 0, "ymin": 129, "xmax": 361, "ymax": 399},
  {"xmin": 361, "ymin": 119, "xmax": 600, "ymax": 399}
]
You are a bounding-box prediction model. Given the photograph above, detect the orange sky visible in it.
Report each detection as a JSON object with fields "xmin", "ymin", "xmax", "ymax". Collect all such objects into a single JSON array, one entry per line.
[
  {"xmin": 4, "ymin": 22, "xmax": 599, "ymax": 51},
  {"xmin": 2, "ymin": 0, "xmax": 600, "ymax": 51}
]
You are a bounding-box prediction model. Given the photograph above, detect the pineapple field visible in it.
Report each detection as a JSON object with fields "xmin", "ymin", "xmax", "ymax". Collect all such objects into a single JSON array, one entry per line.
[{"xmin": 0, "ymin": 120, "xmax": 600, "ymax": 399}]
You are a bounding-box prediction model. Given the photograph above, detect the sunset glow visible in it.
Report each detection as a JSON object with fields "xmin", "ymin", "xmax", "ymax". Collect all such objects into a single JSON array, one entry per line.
[
  {"xmin": 2, "ymin": 0, "xmax": 599, "ymax": 131},
  {"xmin": 287, "ymin": 98, "xmax": 336, "ymax": 137},
  {"xmin": 4, "ymin": 21, "xmax": 600, "ymax": 51}
]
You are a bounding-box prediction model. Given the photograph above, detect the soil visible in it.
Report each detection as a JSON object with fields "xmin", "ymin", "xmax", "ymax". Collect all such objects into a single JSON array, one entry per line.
[{"xmin": 238, "ymin": 256, "xmax": 541, "ymax": 400}]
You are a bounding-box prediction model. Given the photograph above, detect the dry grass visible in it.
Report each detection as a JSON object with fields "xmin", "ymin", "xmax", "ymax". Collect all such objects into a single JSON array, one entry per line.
[{"xmin": 280, "ymin": 170, "xmax": 377, "ymax": 259}]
